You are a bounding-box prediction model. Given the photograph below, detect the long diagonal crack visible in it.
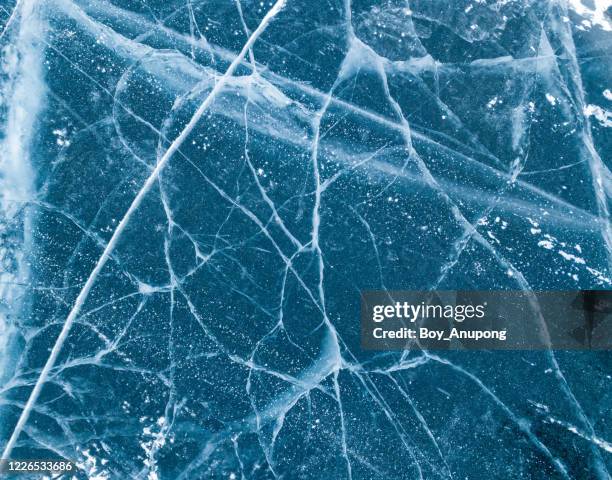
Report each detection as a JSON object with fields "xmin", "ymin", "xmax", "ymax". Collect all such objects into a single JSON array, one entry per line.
[{"xmin": 1, "ymin": 0, "xmax": 287, "ymax": 460}]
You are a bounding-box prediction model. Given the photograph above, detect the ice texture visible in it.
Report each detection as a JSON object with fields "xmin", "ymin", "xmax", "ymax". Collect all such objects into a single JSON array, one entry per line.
[{"xmin": 0, "ymin": 0, "xmax": 611, "ymax": 478}]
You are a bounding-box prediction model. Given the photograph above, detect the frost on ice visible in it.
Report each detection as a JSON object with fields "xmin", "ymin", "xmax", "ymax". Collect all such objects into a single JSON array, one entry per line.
[{"xmin": 0, "ymin": 0, "xmax": 611, "ymax": 479}]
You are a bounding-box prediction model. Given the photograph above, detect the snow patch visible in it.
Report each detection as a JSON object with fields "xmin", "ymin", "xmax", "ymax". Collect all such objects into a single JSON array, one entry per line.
[{"xmin": 584, "ymin": 104, "xmax": 612, "ymax": 127}]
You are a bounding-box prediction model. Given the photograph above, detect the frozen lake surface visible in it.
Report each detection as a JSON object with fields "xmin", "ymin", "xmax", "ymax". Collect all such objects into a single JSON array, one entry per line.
[{"xmin": 0, "ymin": 0, "xmax": 611, "ymax": 478}]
